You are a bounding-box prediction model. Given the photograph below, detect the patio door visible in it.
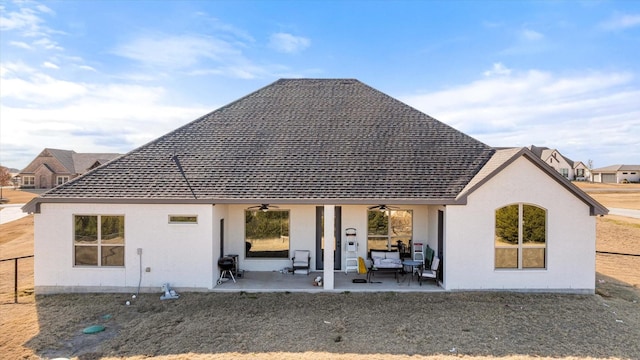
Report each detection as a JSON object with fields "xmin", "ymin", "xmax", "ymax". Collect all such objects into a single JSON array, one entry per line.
[{"xmin": 315, "ymin": 206, "xmax": 341, "ymax": 270}]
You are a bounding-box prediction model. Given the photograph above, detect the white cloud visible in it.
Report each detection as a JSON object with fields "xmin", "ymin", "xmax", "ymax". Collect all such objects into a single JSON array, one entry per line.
[
  {"xmin": 483, "ymin": 63, "xmax": 511, "ymax": 77},
  {"xmin": 33, "ymin": 37, "xmax": 63, "ymax": 51},
  {"xmin": 34, "ymin": 4, "xmax": 54, "ymax": 15},
  {"xmin": 522, "ymin": 29, "xmax": 544, "ymax": 41},
  {"xmin": 600, "ymin": 13, "xmax": 640, "ymax": 30},
  {"xmin": 113, "ymin": 34, "xmax": 240, "ymax": 69},
  {"xmin": 42, "ymin": 61, "xmax": 59, "ymax": 69},
  {"xmin": 9, "ymin": 41, "xmax": 32, "ymax": 50},
  {"xmin": 111, "ymin": 32, "xmax": 286, "ymax": 80},
  {"xmin": 0, "ymin": 5, "xmax": 42, "ymax": 32},
  {"xmin": 0, "ymin": 1, "xmax": 56, "ymax": 39},
  {"xmin": 268, "ymin": 32, "xmax": 310, "ymax": 53},
  {"xmin": 198, "ymin": 14, "xmax": 255, "ymax": 43},
  {"xmin": 401, "ymin": 68, "xmax": 640, "ymax": 166},
  {"xmin": 500, "ymin": 27, "xmax": 548, "ymax": 55},
  {"xmin": 76, "ymin": 65, "xmax": 96, "ymax": 72},
  {"xmin": 1, "ymin": 65, "xmax": 87, "ymax": 103},
  {"xmin": 0, "ymin": 65, "xmax": 210, "ymax": 168}
]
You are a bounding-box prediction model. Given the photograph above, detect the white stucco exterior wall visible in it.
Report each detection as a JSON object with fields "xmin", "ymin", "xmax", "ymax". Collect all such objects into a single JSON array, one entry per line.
[
  {"xmin": 34, "ymin": 201, "xmax": 440, "ymax": 293},
  {"xmin": 445, "ymin": 157, "xmax": 596, "ymax": 293},
  {"xmin": 34, "ymin": 203, "xmax": 215, "ymax": 293}
]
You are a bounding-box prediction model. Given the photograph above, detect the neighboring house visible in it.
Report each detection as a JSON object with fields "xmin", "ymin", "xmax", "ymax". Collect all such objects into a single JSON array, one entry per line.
[
  {"xmin": 527, "ymin": 145, "xmax": 590, "ymax": 181},
  {"xmin": 23, "ymin": 79, "xmax": 607, "ymax": 294},
  {"xmin": 18, "ymin": 148, "xmax": 121, "ymax": 189},
  {"xmin": 591, "ymin": 165, "xmax": 640, "ymax": 183}
]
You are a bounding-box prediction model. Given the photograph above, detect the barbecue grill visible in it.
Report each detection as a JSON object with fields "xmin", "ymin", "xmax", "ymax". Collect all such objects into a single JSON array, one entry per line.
[{"xmin": 217, "ymin": 256, "xmax": 236, "ymax": 285}]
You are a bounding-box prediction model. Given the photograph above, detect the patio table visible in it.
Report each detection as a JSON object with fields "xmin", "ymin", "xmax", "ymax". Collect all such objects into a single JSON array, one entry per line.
[{"xmin": 402, "ymin": 260, "xmax": 423, "ymax": 286}]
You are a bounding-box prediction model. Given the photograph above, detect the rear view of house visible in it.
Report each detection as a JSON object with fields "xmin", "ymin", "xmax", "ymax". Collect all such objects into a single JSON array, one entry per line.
[
  {"xmin": 18, "ymin": 148, "xmax": 121, "ymax": 189},
  {"xmin": 527, "ymin": 145, "xmax": 590, "ymax": 181},
  {"xmin": 23, "ymin": 79, "xmax": 607, "ymax": 294}
]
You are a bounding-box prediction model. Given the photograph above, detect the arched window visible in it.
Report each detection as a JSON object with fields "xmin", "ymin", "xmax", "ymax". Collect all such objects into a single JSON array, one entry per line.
[{"xmin": 495, "ymin": 204, "xmax": 546, "ymax": 269}]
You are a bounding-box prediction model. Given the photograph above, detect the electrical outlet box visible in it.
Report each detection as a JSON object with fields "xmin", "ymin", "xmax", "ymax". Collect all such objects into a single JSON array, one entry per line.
[
  {"xmin": 145, "ymin": 267, "xmax": 151, "ymax": 272},
  {"xmin": 137, "ymin": 248, "xmax": 142, "ymax": 255}
]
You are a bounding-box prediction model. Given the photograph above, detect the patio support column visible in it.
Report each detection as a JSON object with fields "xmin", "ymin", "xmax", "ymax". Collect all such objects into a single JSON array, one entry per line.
[{"xmin": 323, "ymin": 205, "xmax": 335, "ymax": 290}]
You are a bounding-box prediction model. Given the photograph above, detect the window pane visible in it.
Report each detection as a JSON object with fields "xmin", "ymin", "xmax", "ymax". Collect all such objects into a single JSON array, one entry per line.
[
  {"xmin": 367, "ymin": 236, "xmax": 388, "ymax": 251},
  {"xmin": 75, "ymin": 215, "xmax": 98, "ymax": 244},
  {"xmin": 495, "ymin": 248, "xmax": 518, "ymax": 268},
  {"xmin": 523, "ymin": 205, "xmax": 545, "ymax": 245},
  {"xmin": 102, "ymin": 246, "xmax": 125, "ymax": 266},
  {"xmin": 367, "ymin": 211, "xmax": 388, "ymax": 236},
  {"xmin": 389, "ymin": 210, "xmax": 412, "ymax": 237},
  {"xmin": 75, "ymin": 246, "xmax": 98, "ymax": 266},
  {"xmin": 245, "ymin": 210, "xmax": 290, "ymax": 258},
  {"xmin": 101, "ymin": 216, "xmax": 124, "ymax": 245},
  {"xmin": 495, "ymin": 205, "xmax": 518, "ymax": 245},
  {"xmin": 522, "ymin": 248, "xmax": 545, "ymax": 268}
]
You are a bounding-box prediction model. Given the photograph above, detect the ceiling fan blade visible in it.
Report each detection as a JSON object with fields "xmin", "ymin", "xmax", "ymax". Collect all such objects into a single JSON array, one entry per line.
[
  {"xmin": 247, "ymin": 204, "xmax": 274, "ymax": 211},
  {"xmin": 367, "ymin": 204, "xmax": 399, "ymax": 211}
]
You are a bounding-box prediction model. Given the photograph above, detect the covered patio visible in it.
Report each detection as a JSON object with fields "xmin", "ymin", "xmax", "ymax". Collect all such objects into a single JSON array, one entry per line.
[{"xmin": 212, "ymin": 270, "xmax": 442, "ymax": 293}]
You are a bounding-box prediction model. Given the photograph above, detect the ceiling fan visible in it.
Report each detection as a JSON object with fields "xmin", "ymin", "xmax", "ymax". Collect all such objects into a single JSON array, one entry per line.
[
  {"xmin": 367, "ymin": 204, "xmax": 399, "ymax": 211},
  {"xmin": 247, "ymin": 204, "xmax": 279, "ymax": 212}
]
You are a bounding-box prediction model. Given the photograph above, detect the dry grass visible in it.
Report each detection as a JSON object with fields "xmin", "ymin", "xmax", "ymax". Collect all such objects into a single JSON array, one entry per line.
[
  {"xmin": 8, "ymin": 291, "xmax": 640, "ymax": 360},
  {"xmin": 573, "ymin": 181, "xmax": 640, "ymax": 210},
  {"xmin": 1, "ymin": 185, "xmax": 639, "ymax": 360},
  {"xmin": 0, "ymin": 188, "xmax": 39, "ymax": 204}
]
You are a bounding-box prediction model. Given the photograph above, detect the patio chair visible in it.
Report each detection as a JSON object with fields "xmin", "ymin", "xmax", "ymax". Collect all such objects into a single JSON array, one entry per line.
[
  {"xmin": 291, "ymin": 250, "xmax": 311, "ymax": 275},
  {"xmin": 418, "ymin": 256, "xmax": 440, "ymax": 286}
]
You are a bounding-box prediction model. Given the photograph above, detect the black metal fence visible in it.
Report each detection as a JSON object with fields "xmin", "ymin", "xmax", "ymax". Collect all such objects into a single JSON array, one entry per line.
[{"xmin": 0, "ymin": 255, "xmax": 34, "ymax": 303}]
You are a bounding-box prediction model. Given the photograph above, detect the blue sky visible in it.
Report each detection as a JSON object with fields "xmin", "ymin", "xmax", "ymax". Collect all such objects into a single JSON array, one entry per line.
[{"xmin": 1, "ymin": 0, "xmax": 639, "ymax": 170}]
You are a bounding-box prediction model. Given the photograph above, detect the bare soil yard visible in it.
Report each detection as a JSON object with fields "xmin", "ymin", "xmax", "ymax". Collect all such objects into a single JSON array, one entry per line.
[
  {"xmin": 574, "ymin": 181, "xmax": 640, "ymax": 210},
  {"xmin": 1, "ymin": 186, "xmax": 639, "ymax": 360}
]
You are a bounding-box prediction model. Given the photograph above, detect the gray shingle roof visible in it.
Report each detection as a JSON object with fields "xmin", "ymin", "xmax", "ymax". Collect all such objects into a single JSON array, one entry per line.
[
  {"xmin": 32, "ymin": 79, "xmax": 495, "ymax": 203},
  {"xmin": 592, "ymin": 164, "xmax": 640, "ymax": 172},
  {"xmin": 71, "ymin": 153, "xmax": 122, "ymax": 173},
  {"xmin": 20, "ymin": 148, "xmax": 121, "ymax": 175}
]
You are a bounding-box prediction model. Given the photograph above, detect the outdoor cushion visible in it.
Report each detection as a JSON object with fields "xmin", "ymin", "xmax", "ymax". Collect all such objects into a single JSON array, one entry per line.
[{"xmin": 370, "ymin": 251, "xmax": 402, "ymax": 268}]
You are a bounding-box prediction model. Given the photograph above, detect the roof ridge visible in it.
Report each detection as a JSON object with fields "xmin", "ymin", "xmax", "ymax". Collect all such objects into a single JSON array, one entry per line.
[{"xmin": 27, "ymin": 79, "xmax": 495, "ymax": 206}]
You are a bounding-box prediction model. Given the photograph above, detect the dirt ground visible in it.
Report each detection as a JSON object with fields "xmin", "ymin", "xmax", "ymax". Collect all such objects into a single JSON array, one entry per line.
[{"xmin": 1, "ymin": 185, "xmax": 639, "ymax": 360}]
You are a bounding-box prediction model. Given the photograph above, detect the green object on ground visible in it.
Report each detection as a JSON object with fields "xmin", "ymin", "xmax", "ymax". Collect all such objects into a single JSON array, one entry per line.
[{"xmin": 82, "ymin": 325, "xmax": 105, "ymax": 334}]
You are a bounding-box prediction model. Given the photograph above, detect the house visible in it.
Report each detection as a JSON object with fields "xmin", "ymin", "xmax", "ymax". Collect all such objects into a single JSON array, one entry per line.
[
  {"xmin": 23, "ymin": 79, "xmax": 607, "ymax": 294},
  {"xmin": 590, "ymin": 165, "xmax": 640, "ymax": 183},
  {"xmin": 17, "ymin": 148, "xmax": 121, "ymax": 189},
  {"xmin": 526, "ymin": 145, "xmax": 590, "ymax": 181}
]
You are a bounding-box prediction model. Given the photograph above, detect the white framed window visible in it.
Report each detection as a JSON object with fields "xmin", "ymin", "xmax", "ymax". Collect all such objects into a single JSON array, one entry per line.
[
  {"xmin": 495, "ymin": 204, "xmax": 546, "ymax": 270},
  {"xmin": 56, "ymin": 176, "xmax": 70, "ymax": 185},
  {"xmin": 22, "ymin": 176, "xmax": 35, "ymax": 186},
  {"xmin": 74, "ymin": 215, "xmax": 125, "ymax": 267},
  {"xmin": 169, "ymin": 215, "xmax": 198, "ymax": 224}
]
